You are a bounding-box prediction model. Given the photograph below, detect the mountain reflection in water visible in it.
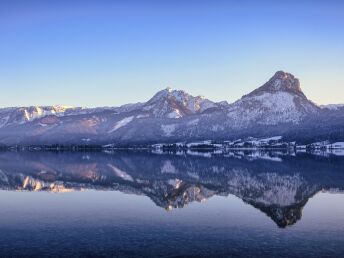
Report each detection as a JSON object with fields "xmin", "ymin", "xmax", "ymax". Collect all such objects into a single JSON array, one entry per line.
[{"xmin": 0, "ymin": 150, "xmax": 343, "ymax": 229}]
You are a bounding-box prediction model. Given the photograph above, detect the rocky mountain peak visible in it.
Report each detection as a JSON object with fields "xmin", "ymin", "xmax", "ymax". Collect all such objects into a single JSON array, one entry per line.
[
  {"xmin": 228, "ymin": 71, "xmax": 319, "ymax": 126},
  {"xmin": 147, "ymin": 87, "xmax": 188, "ymax": 103},
  {"xmin": 244, "ymin": 71, "xmax": 306, "ymax": 98},
  {"xmin": 144, "ymin": 88, "xmax": 217, "ymax": 118}
]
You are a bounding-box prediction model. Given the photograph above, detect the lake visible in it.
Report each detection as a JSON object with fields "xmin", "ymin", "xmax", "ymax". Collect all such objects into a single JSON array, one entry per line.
[{"xmin": 0, "ymin": 150, "xmax": 343, "ymax": 257}]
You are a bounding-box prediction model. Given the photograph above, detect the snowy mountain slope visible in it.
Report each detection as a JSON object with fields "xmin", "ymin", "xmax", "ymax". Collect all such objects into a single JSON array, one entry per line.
[
  {"xmin": 0, "ymin": 71, "xmax": 342, "ymax": 146},
  {"xmin": 226, "ymin": 71, "xmax": 319, "ymax": 127},
  {"xmin": 0, "ymin": 105, "xmax": 81, "ymax": 128},
  {"xmin": 139, "ymin": 87, "xmax": 219, "ymax": 118}
]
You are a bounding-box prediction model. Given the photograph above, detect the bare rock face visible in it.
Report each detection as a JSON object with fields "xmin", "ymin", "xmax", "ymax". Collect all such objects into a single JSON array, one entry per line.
[{"xmin": 244, "ymin": 71, "xmax": 305, "ymax": 98}]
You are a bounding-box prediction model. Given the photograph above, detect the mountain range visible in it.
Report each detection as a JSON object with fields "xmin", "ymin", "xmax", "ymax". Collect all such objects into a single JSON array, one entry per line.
[{"xmin": 0, "ymin": 71, "xmax": 343, "ymax": 146}]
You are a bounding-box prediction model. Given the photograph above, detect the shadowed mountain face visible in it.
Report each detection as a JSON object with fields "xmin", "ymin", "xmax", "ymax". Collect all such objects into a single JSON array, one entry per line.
[{"xmin": 0, "ymin": 150, "xmax": 343, "ymax": 228}]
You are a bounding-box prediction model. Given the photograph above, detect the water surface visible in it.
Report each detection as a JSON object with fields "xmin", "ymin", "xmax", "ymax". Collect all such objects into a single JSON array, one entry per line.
[{"xmin": 0, "ymin": 150, "xmax": 343, "ymax": 257}]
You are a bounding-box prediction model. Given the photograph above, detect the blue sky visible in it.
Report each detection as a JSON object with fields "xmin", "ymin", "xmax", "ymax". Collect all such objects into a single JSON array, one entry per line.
[{"xmin": 0, "ymin": 0, "xmax": 343, "ymax": 107}]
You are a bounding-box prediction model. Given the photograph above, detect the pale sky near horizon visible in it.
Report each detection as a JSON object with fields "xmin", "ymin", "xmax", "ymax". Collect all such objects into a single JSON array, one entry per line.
[{"xmin": 0, "ymin": 0, "xmax": 343, "ymax": 107}]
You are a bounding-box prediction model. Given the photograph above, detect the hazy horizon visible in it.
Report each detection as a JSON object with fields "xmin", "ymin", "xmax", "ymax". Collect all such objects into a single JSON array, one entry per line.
[
  {"xmin": 1, "ymin": 0, "xmax": 343, "ymax": 107},
  {"xmin": 0, "ymin": 70, "xmax": 341, "ymax": 109}
]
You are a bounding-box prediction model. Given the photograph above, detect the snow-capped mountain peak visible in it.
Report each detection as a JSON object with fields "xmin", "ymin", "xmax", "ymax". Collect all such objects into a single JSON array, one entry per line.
[
  {"xmin": 143, "ymin": 87, "xmax": 217, "ymax": 118},
  {"xmin": 0, "ymin": 71, "xmax": 342, "ymax": 146},
  {"xmin": 0, "ymin": 105, "xmax": 80, "ymax": 128},
  {"xmin": 227, "ymin": 71, "xmax": 319, "ymax": 126}
]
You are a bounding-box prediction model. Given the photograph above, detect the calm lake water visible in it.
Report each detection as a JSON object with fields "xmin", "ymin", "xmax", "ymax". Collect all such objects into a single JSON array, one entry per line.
[{"xmin": 0, "ymin": 150, "xmax": 343, "ymax": 258}]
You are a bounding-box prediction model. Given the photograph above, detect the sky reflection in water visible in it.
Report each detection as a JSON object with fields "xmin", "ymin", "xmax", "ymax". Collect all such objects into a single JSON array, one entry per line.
[{"xmin": 0, "ymin": 150, "xmax": 343, "ymax": 257}]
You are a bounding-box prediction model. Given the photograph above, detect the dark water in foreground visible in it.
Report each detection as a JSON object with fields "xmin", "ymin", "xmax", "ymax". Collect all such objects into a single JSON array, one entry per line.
[{"xmin": 0, "ymin": 150, "xmax": 343, "ymax": 258}]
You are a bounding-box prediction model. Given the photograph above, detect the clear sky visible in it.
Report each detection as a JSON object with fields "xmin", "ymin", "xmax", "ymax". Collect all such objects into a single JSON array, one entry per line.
[{"xmin": 0, "ymin": 0, "xmax": 343, "ymax": 107}]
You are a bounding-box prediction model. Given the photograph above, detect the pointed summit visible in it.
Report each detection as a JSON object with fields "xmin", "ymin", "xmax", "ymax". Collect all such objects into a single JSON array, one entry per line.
[
  {"xmin": 245, "ymin": 71, "xmax": 306, "ymax": 98},
  {"xmin": 266, "ymin": 71, "xmax": 302, "ymax": 92},
  {"xmin": 144, "ymin": 88, "xmax": 217, "ymax": 118},
  {"xmin": 165, "ymin": 86, "xmax": 173, "ymax": 92},
  {"xmin": 228, "ymin": 71, "xmax": 319, "ymax": 126},
  {"xmin": 147, "ymin": 87, "xmax": 174, "ymax": 104}
]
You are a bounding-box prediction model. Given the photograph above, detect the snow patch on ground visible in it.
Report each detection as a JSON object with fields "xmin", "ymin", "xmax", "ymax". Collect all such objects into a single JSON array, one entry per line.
[
  {"xmin": 186, "ymin": 150, "xmax": 212, "ymax": 158},
  {"xmin": 259, "ymin": 136, "xmax": 282, "ymax": 142},
  {"xmin": 211, "ymin": 124, "xmax": 223, "ymax": 132},
  {"xmin": 167, "ymin": 109, "xmax": 182, "ymax": 118},
  {"xmin": 22, "ymin": 106, "xmax": 75, "ymax": 123},
  {"xmin": 187, "ymin": 118, "xmax": 199, "ymax": 126},
  {"xmin": 0, "ymin": 115, "xmax": 9, "ymax": 128},
  {"xmin": 108, "ymin": 116, "xmax": 134, "ymax": 133},
  {"xmin": 326, "ymin": 142, "xmax": 344, "ymax": 149},
  {"xmin": 161, "ymin": 124, "xmax": 177, "ymax": 136},
  {"xmin": 136, "ymin": 114, "xmax": 149, "ymax": 119},
  {"xmin": 186, "ymin": 140, "xmax": 210, "ymax": 147}
]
